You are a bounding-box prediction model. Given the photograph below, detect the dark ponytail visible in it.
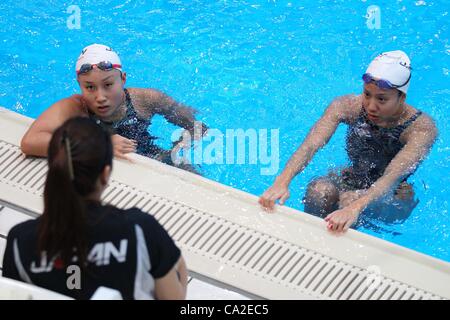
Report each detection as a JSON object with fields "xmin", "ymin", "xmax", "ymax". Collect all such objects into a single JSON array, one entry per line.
[{"xmin": 38, "ymin": 117, "xmax": 113, "ymax": 267}]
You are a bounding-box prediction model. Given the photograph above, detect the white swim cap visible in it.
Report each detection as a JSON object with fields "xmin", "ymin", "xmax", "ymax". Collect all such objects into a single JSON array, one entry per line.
[
  {"xmin": 365, "ymin": 50, "xmax": 412, "ymax": 94},
  {"xmin": 75, "ymin": 44, "xmax": 122, "ymax": 74}
]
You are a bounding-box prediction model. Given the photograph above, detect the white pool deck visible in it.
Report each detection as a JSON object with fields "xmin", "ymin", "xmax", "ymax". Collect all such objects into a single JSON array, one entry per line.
[{"xmin": 0, "ymin": 107, "xmax": 449, "ymax": 300}]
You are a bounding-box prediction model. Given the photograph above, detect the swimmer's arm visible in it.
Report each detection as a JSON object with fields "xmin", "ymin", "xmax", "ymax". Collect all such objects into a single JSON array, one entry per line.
[
  {"xmin": 144, "ymin": 89, "xmax": 208, "ymax": 138},
  {"xmin": 276, "ymin": 95, "xmax": 357, "ymax": 186},
  {"xmin": 20, "ymin": 96, "xmax": 86, "ymax": 157},
  {"xmin": 154, "ymin": 256, "xmax": 188, "ymax": 300},
  {"xmin": 352, "ymin": 116, "xmax": 438, "ymax": 212}
]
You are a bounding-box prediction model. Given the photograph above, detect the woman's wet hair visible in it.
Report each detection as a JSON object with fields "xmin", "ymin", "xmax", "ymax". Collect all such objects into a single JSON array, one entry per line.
[{"xmin": 38, "ymin": 117, "xmax": 113, "ymax": 266}]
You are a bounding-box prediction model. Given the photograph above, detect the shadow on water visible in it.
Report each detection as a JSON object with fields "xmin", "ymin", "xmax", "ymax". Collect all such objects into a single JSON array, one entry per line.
[{"xmin": 354, "ymin": 196, "xmax": 420, "ymax": 235}]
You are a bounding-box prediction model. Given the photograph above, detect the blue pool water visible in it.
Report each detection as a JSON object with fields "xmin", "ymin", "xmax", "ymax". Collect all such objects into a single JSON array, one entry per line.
[{"xmin": 0, "ymin": 1, "xmax": 448, "ymax": 261}]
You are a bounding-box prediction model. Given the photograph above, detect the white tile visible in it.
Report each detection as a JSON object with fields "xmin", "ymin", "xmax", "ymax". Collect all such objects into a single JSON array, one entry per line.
[
  {"xmin": 187, "ymin": 278, "xmax": 250, "ymax": 300},
  {"xmin": 0, "ymin": 237, "xmax": 6, "ymax": 268},
  {"xmin": 0, "ymin": 207, "xmax": 33, "ymax": 236}
]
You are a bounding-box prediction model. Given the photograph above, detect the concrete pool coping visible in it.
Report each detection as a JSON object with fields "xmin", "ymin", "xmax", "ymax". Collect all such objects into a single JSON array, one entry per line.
[{"xmin": 1, "ymin": 106, "xmax": 449, "ymax": 300}]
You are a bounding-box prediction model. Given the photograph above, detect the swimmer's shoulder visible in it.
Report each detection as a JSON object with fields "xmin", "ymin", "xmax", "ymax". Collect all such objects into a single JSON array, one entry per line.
[
  {"xmin": 42, "ymin": 94, "xmax": 88, "ymax": 118},
  {"xmin": 401, "ymin": 107, "xmax": 438, "ymax": 143},
  {"xmin": 27, "ymin": 95, "xmax": 88, "ymax": 137},
  {"xmin": 127, "ymin": 87, "xmax": 162, "ymax": 102},
  {"xmin": 328, "ymin": 94, "xmax": 362, "ymax": 124},
  {"xmin": 126, "ymin": 88, "xmax": 165, "ymax": 118}
]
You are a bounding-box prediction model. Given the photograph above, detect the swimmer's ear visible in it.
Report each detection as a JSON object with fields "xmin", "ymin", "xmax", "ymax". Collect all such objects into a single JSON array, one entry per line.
[
  {"xmin": 397, "ymin": 90, "xmax": 406, "ymax": 103},
  {"xmin": 120, "ymin": 72, "xmax": 127, "ymax": 85}
]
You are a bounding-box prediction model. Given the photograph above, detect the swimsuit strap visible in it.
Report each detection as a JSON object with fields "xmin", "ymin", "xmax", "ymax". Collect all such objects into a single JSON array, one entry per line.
[
  {"xmin": 118, "ymin": 88, "xmax": 131, "ymax": 119},
  {"xmin": 398, "ymin": 110, "xmax": 422, "ymax": 130},
  {"xmin": 360, "ymin": 107, "xmax": 422, "ymax": 131}
]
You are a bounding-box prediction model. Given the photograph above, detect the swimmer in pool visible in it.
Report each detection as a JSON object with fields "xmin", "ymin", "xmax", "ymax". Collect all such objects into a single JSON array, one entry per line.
[
  {"xmin": 20, "ymin": 44, "xmax": 208, "ymax": 171},
  {"xmin": 259, "ymin": 50, "xmax": 437, "ymax": 233}
]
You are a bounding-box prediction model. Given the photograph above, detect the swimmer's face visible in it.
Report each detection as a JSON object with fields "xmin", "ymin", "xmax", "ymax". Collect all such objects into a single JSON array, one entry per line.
[
  {"xmin": 362, "ymin": 82, "xmax": 405, "ymax": 124},
  {"xmin": 77, "ymin": 68, "xmax": 126, "ymax": 119}
]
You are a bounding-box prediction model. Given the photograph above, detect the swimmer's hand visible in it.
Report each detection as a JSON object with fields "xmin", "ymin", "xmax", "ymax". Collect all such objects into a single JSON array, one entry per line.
[
  {"xmin": 325, "ymin": 203, "xmax": 361, "ymax": 233},
  {"xmin": 259, "ymin": 179, "xmax": 290, "ymax": 211},
  {"xmin": 170, "ymin": 128, "xmax": 205, "ymax": 155},
  {"xmin": 112, "ymin": 134, "xmax": 137, "ymax": 162}
]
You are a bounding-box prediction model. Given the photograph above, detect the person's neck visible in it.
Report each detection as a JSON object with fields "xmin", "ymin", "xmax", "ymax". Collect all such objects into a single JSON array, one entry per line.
[
  {"xmin": 377, "ymin": 104, "xmax": 409, "ymax": 128},
  {"xmin": 391, "ymin": 103, "xmax": 408, "ymax": 123},
  {"xmin": 85, "ymin": 190, "xmax": 103, "ymax": 203}
]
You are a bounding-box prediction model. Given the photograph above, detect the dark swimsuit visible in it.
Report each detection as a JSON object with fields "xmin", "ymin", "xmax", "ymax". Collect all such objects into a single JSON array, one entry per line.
[
  {"xmin": 88, "ymin": 88, "xmax": 162, "ymax": 158},
  {"xmin": 341, "ymin": 108, "xmax": 423, "ymax": 191}
]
